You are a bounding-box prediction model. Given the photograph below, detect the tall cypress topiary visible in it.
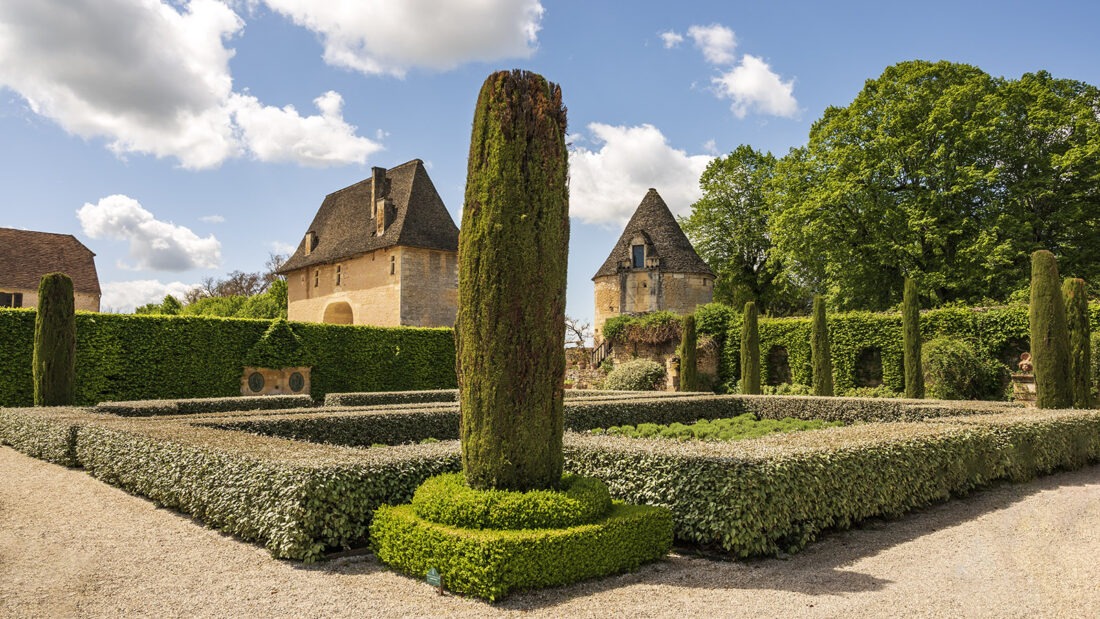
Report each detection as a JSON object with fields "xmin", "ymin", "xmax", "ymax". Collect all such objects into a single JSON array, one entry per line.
[
  {"xmin": 679, "ymin": 313, "xmax": 698, "ymax": 391},
  {"xmin": 740, "ymin": 301, "xmax": 760, "ymax": 394},
  {"xmin": 457, "ymin": 70, "xmax": 569, "ymax": 491},
  {"xmin": 1062, "ymin": 277, "xmax": 1092, "ymax": 408},
  {"xmin": 902, "ymin": 277, "xmax": 924, "ymax": 399},
  {"xmin": 811, "ymin": 295, "xmax": 833, "ymax": 396},
  {"xmin": 1029, "ymin": 250, "xmax": 1072, "ymax": 409},
  {"xmin": 33, "ymin": 272, "xmax": 76, "ymax": 406}
]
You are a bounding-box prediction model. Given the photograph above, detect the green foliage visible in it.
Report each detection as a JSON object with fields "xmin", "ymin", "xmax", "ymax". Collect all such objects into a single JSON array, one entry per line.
[
  {"xmin": 602, "ymin": 311, "xmax": 681, "ymax": 345},
  {"xmin": 762, "ymin": 383, "xmax": 814, "ymax": 396},
  {"xmin": 371, "ymin": 501, "xmax": 673, "ymax": 600},
  {"xmin": 458, "ymin": 69, "xmax": 569, "ymax": 492},
  {"xmin": 842, "ymin": 386, "xmax": 903, "ymax": 399},
  {"xmin": 679, "ymin": 314, "xmax": 699, "ymax": 391},
  {"xmin": 680, "ymin": 145, "xmax": 808, "ymax": 314},
  {"xmin": 740, "ymin": 302, "xmax": 761, "ymax": 394},
  {"xmin": 244, "ymin": 318, "xmax": 310, "ymax": 368},
  {"xmin": 0, "ymin": 310, "xmax": 455, "ymax": 406},
  {"xmin": 1062, "ymin": 278, "xmax": 1093, "ymax": 408},
  {"xmin": 410, "ymin": 473, "xmax": 612, "ymax": 530},
  {"xmin": 602, "ymin": 359, "xmax": 666, "ymax": 391},
  {"xmin": 236, "ymin": 279, "xmax": 288, "ymax": 320},
  {"xmin": 135, "ymin": 295, "xmax": 182, "ymax": 316},
  {"xmin": 768, "ymin": 61, "xmax": 1100, "ymax": 310},
  {"xmin": 93, "ymin": 394, "xmax": 312, "ymax": 417},
  {"xmin": 1092, "ymin": 331, "xmax": 1100, "ymax": 402},
  {"xmin": 0, "ymin": 407, "xmax": 85, "ymax": 466},
  {"xmin": 922, "ymin": 337, "xmax": 1008, "ymax": 401},
  {"xmin": 903, "ymin": 278, "xmax": 925, "ymax": 398},
  {"xmin": 1030, "ymin": 250, "xmax": 1073, "ymax": 408},
  {"xmin": 600, "ymin": 413, "xmax": 841, "ymax": 441},
  {"xmin": 214, "ymin": 407, "xmax": 462, "ymax": 447},
  {"xmin": 567, "ymin": 408, "xmax": 1100, "ymax": 558},
  {"xmin": 323, "ymin": 389, "xmax": 458, "ymax": 407},
  {"xmin": 811, "ymin": 295, "xmax": 833, "ymax": 396},
  {"xmin": 33, "ymin": 273, "xmax": 76, "ymax": 406}
]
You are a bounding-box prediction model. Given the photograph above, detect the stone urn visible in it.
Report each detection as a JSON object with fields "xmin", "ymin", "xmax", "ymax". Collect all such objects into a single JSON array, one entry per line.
[{"xmin": 1009, "ymin": 352, "xmax": 1036, "ymax": 407}]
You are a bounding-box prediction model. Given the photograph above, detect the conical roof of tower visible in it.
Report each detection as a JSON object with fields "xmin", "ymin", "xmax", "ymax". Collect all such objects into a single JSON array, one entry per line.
[{"xmin": 592, "ymin": 188, "xmax": 714, "ymax": 279}]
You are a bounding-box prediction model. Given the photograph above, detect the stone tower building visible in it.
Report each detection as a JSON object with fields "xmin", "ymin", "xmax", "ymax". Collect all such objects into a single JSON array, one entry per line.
[
  {"xmin": 592, "ymin": 188, "xmax": 715, "ymax": 341},
  {"xmin": 278, "ymin": 159, "xmax": 459, "ymax": 327}
]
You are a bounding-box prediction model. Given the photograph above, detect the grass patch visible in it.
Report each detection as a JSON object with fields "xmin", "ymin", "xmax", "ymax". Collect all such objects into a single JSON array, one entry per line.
[{"xmin": 595, "ymin": 413, "xmax": 842, "ymax": 441}]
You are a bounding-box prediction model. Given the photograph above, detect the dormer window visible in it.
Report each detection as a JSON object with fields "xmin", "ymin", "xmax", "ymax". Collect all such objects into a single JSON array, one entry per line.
[
  {"xmin": 632, "ymin": 245, "xmax": 645, "ymax": 268},
  {"xmin": 335, "ymin": 264, "xmax": 342, "ymax": 286},
  {"xmin": 304, "ymin": 231, "xmax": 316, "ymax": 256}
]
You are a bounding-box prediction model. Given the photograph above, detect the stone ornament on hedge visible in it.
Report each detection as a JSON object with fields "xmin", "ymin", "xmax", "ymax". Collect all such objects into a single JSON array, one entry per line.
[{"xmin": 370, "ymin": 69, "xmax": 672, "ymax": 600}]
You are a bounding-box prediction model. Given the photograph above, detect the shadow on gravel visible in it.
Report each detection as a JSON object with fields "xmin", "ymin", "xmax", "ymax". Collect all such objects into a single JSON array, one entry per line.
[{"xmin": 484, "ymin": 463, "xmax": 1100, "ymax": 612}]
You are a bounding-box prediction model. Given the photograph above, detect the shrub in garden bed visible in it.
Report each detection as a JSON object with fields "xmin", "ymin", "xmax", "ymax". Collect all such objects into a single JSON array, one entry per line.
[
  {"xmin": 323, "ymin": 389, "xmax": 459, "ymax": 407},
  {"xmin": 93, "ymin": 394, "xmax": 314, "ymax": 417},
  {"xmin": 0, "ymin": 406, "xmax": 88, "ymax": 466},
  {"xmin": 601, "ymin": 359, "xmax": 666, "ymax": 391}
]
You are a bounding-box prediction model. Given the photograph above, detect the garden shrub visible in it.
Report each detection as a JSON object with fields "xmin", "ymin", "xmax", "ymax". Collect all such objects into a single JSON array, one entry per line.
[
  {"xmin": 811, "ymin": 295, "xmax": 834, "ymax": 396},
  {"xmin": 922, "ymin": 337, "xmax": 1008, "ymax": 401},
  {"xmin": 1063, "ymin": 278, "xmax": 1092, "ymax": 408},
  {"xmin": 841, "ymin": 385, "xmax": 902, "ymax": 399},
  {"xmin": 762, "ymin": 383, "xmax": 813, "ymax": 396},
  {"xmin": 740, "ymin": 302, "xmax": 761, "ymax": 394},
  {"xmin": 602, "ymin": 311, "xmax": 682, "ymax": 345},
  {"xmin": 0, "ymin": 406, "xmax": 86, "ymax": 466},
  {"xmin": 602, "ymin": 359, "xmax": 666, "ymax": 391},
  {"xmin": 902, "ymin": 278, "xmax": 924, "ymax": 398},
  {"xmin": 410, "ymin": 472, "xmax": 612, "ymax": 529},
  {"xmin": 93, "ymin": 394, "xmax": 314, "ymax": 417},
  {"xmin": 33, "ymin": 273, "xmax": 76, "ymax": 406},
  {"xmin": 324, "ymin": 389, "xmax": 459, "ymax": 407},
  {"xmin": 598, "ymin": 414, "xmax": 841, "ymax": 441},
  {"xmin": 1029, "ymin": 250, "xmax": 1072, "ymax": 408}
]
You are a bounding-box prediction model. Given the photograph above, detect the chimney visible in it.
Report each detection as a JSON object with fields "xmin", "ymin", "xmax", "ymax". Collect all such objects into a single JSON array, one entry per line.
[{"xmin": 370, "ymin": 166, "xmax": 386, "ymax": 219}]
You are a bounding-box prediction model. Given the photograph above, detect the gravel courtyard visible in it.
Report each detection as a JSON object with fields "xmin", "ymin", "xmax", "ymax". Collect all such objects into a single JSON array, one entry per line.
[{"xmin": 1, "ymin": 446, "xmax": 1097, "ymax": 618}]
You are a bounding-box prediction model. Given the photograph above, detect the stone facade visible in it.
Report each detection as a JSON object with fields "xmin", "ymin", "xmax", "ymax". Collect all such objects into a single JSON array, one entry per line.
[
  {"xmin": 285, "ymin": 246, "xmax": 457, "ymax": 327},
  {"xmin": 593, "ymin": 270, "xmax": 714, "ymax": 341},
  {"xmin": 0, "ymin": 227, "xmax": 101, "ymax": 312},
  {"xmin": 0, "ymin": 288, "xmax": 100, "ymax": 313}
]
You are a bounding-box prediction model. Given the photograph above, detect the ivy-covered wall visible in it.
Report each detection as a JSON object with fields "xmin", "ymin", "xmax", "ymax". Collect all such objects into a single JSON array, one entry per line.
[{"xmin": 0, "ymin": 309, "xmax": 456, "ymax": 407}]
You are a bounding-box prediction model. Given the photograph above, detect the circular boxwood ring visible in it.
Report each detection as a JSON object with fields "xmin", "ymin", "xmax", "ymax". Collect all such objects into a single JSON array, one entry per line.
[{"xmin": 411, "ymin": 473, "xmax": 612, "ymax": 530}]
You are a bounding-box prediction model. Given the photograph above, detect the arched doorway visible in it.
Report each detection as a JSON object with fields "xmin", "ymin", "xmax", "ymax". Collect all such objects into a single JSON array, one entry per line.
[{"xmin": 323, "ymin": 301, "xmax": 354, "ymax": 325}]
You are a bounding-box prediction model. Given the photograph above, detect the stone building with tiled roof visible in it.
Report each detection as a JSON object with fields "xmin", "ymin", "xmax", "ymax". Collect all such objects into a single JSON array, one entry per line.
[
  {"xmin": 278, "ymin": 160, "xmax": 459, "ymax": 327},
  {"xmin": 0, "ymin": 227, "xmax": 101, "ymax": 312},
  {"xmin": 592, "ymin": 188, "xmax": 715, "ymax": 341}
]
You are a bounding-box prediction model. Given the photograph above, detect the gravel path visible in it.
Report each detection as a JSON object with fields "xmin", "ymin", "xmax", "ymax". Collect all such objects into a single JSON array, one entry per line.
[{"xmin": 2, "ymin": 445, "xmax": 1098, "ymax": 618}]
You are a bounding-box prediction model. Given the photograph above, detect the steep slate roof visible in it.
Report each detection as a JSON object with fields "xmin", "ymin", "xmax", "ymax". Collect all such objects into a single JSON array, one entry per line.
[
  {"xmin": 593, "ymin": 188, "xmax": 714, "ymax": 279},
  {"xmin": 0, "ymin": 228, "xmax": 101, "ymax": 294},
  {"xmin": 278, "ymin": 159, "xmax": 459, "ymax": 273}
]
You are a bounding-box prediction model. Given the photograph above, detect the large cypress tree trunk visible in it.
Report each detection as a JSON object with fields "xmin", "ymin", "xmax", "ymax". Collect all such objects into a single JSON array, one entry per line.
[
  {"xmin": 740, "ymin": 301, "xmax": 760, "ymax": 394},
  {"xmin": 33, "ymin": 272, "xmax": 76, "ymax": 406},
  {"xmin": 811, "ymin": 295, "xmax": 833, "ymax": 396},
  {"xmin": 679, "ymin": 313, "xmax": 698, "ymax": 392},
  {"xmin": 1062, "ymin": 277, "xmax": 1092, "ymax": 409},
  {"xmin": 1029, "ymin": 250, "xmax": 1072, "ymax": 409},
  {"xmin": 457, "ymin": 70, "xmax": 569, "ymax": 491},
  {"xmin": 902, "ymin": 278, "xmax": 924, "ymax": 399}
]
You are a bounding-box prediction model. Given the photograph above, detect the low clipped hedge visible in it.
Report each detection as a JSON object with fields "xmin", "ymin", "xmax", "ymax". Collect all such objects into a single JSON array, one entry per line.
[
  {"xmin": 565, "ymin": 408, "xmax": 1100, "ymax": 557},
  {"xmin": 324, "ymin": 389, "xmax": 458, "ymax": 407},
  {"xmin": 410, "ymin": 473, "xmax": 612, "ymax": 529},
  {"xmin": 0, "ymin": 406, "xmax": 86, "ymax": 467},
  {"xmin": 370, "ymin": 502, "xmax": 673, "ymax": 600},
  {"xmin": 210, "ymin": 407, "xmax": 462, "ymax": 446},
  {"xmin": 94, "ymin": 394, "xmax": 314, "ymax": 417}
]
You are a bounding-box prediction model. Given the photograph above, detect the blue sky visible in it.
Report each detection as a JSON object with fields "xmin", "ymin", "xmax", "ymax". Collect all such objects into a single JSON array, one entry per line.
[{"xmin": 2, "ymin": 0, "xmax": 1099, "ymax": 329}]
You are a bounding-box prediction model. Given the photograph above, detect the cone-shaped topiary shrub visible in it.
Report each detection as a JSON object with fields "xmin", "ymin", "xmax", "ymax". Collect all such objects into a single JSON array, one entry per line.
[
  {"xmin": 456, "ymin": 69, "xmax": 570, "ymax": 492},
  {"xmin": 740, "ymin": 301, "xmax": 760, "ymax": 394},
  {"xmin": 903, "ymin": 277, "xmax": 925, "ymax": 399},
  {"xmin": 679, "ymin": 313, "xmax": 698, "ymax": 391},
  {"xmin": 1062, "ymin": 277, "xmax": 1092, "ymax": 408},
  {"xmin": 1029, "ymin": 250, "xmax": 1072, "ymax": 409},
  {"xmin": 811, "ymin": 295, "xmax": 833, "ymax": 396},
  {"xmin": 33, "ymin": 272, "xmax": 76, "ymax": 406}
]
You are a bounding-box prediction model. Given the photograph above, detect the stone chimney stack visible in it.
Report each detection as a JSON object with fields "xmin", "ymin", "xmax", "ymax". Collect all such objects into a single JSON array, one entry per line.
[{"xmin": 370, "ymin": 166, "xmax": 386, "ymax": 219}]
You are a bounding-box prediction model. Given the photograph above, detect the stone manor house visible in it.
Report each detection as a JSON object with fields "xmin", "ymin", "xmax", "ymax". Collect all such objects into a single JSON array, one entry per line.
[{"xmin": 278, "ymin": 160, "xmax": 460, "ymax": 327}]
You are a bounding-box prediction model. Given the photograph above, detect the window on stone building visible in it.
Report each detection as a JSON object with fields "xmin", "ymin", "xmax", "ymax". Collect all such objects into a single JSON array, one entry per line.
[
  {"xmin": 335, "ymin": 264, "xmax": 342, "ymax": 286},
  {"xmin": 0, "ymin": 292, "xmax": 22, "ymax": 308},
  {"xmin": 314, "ymin": 270, "xmax": 319, "ymax": 288},
  {"xmin": 390, "ymin": 255, "xmax": 396, "ymax": 275},
  {"xmin": 632, "ymin": 245, "xmax": 645, "ymax": 268}
]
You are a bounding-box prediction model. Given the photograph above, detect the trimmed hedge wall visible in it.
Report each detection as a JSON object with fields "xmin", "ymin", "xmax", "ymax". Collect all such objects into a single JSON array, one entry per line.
[
  {"xmin": 94, "ymin": 394, "xmax": 313, "ymax": 417},
  {"xmin": 0, "ymin": 407, "xmax": 86, "ymax": 467},
  {"xmin": 719, "ymin": 303, "xmax": 1100, "ymax": 394},
  {"xmin": 0, "ymin": 310, "xmax": 456, "ymax": 407}
]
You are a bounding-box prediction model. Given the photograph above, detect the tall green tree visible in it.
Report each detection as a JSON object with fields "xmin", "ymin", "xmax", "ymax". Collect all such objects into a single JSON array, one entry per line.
[
  {"xmin": 33, "ymin": 273, "xmax": 76, "ymax": 406},
  {"xmin": 457, "ymin": 70, "xmax": 569, "ymax": 491},
  {"xmin": 740, "ymin": 301, "xmax": 761, "ymax": 394},
  {"xmin": 680, "ymin": 145, "xmax": 808, "ymax": 315},
  {"xmin": 768, "ymin": 60, "xmax": 1100, "ymax": 310},
  {"xmin": 1029, "ymin": 251, "xmax": 1072, "ymax": 409},
  {"xmin": 810, "ymin": 295, "xmax": 833, "ymax": 396},
  {"xmin": 902, "ymin": 278, "xmax": 925, "ymax": 399},
  {"xmin": 1062, "ymin": 277, "xmax": 1092, "ymax": 408}
]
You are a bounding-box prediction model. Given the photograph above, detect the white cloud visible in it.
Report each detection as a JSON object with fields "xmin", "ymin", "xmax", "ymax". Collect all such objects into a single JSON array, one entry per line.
[
  {"xmin": 268, "ymin": 240, "xmax": 296, "ymax": 255},
  {"xmin": 688, "ymin": 24, "xmax": 736, "ymax": 65},
  {"xmin": 199, "ymin": 214, "xmax": 225, "ymax": 223},
  {"xmin": 659, "ymin": 30, "xmax": 684, "ymax": 49},
  {"xmin": 0, "ymin": 0, "xmax": 379, "ymax": 168},
  {"xmin": 568, "ymin": 123, "xmax": 713, "ymax": 226},
  {"xmin": 261, "ymin": 0, "xmax": 544, "ymax": 77},
  {"xmin": 101, "ymin": 279, "xmax": 198, "ymax": 313},
  {"xmin": 702, "ymin": 139, "xmax": 719, "ymax": 155},
  {"xmin": 77, "ymin": 194, "xmax": 222, "ymax": 271},
  {"xmin": 713, "ymin": 54, "xmax": 799, "ymax": 119}
]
